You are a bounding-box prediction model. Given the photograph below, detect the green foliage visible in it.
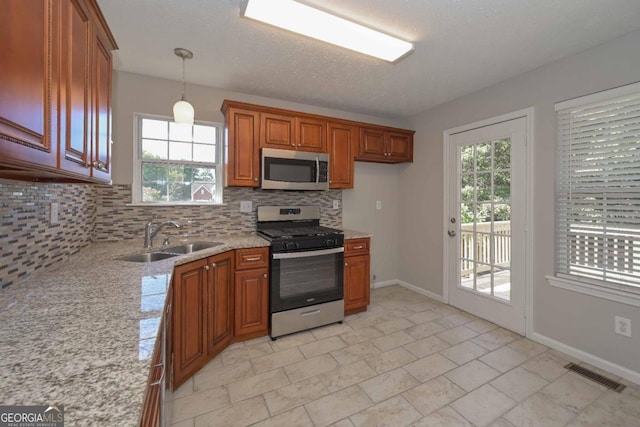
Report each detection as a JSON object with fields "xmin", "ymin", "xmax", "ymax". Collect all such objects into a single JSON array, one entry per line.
[{"xmin": 460, "ymin": 139, "xmax": 511, "ymax": 224}]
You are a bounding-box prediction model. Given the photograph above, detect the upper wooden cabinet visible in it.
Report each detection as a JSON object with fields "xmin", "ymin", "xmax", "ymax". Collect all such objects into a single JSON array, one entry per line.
[
  {"xmin": 260, "ymin": 112, "xmax": 294, "ymax": 149},
  {"xmin": 221, "ymin": 100, "xmax": 414, "ymax": 188},
  {"xmin": 0, "ymin": 0, "xmax": 117, "ymax": 183},
  {"xmin": 356, "ymin": 127, "xmax": 414, "ymax": 163},
  {"xmin": 328, "ymin": 121, "xmax": 357, "ymax": 189},
  {"xmin": 295, "ymin": 116, "xmax": 327, "ymax": 153},
  {"xmin": 223, "ymin": 105, "xmax": 260, "ymax": 187}
]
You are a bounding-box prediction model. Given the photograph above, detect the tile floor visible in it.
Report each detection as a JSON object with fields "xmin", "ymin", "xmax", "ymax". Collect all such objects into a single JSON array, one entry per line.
[{"xmin": 170, "ymin": 285, "xmax": 640, "ymax": 427}]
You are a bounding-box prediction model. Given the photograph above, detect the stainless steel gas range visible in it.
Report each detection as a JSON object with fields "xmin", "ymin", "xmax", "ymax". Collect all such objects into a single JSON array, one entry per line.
[{"xmin": 256, "ymin": 205, "xmax": 344, "ymax": 339}]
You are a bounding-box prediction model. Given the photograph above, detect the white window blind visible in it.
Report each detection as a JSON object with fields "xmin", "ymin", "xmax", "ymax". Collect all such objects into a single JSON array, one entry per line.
[{"xmin": 555, "ymin": 83, "xmax": 640, "ymax": 294}]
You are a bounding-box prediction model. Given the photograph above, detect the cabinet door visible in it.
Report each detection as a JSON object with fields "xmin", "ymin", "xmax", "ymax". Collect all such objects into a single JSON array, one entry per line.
[
  {"xmin": 0, "ymin": 0, "xmax": 59, "ymax": 169},
  {"xmin": 173, "ymin": 258, "xmax": 208, "ymax": 388},
  {"xmin": 260, "ymin": 112, "xmax": 294, "ymax": 149},
  {"xmin": 344, "ymin": 255, "xmax": 370, "ymax": 314},
  {"xmin": 295, "ymin": 117, "xmax": 326, "ymax": 152},
  {"xmin": 356, "ymin": 127, "xmax": 387, "ymax": 161},
  {"xmin": 387, "ymin": 132, "xmax": 413, "ymax": 163},
  {"xmin": 59, "ymin": 0, "xmax": 92, "ymax": 176},
  {"xmin": 226, "ymin": 107, "xmax": 260, "ymax": 187},
  {"xmin": 206, "ymin": 253, "xmax": 234, "ymax": 358},
  {"xmin": 90, "ymin": 26, "xmax": 113, "ymax": 182},
  {"xmin": 328, "ymin": 122, "xmax": 356, "ymax": 189},
  {"xmin": 235, "ymin": 268, "xmax": 269, "ymax": 337}
]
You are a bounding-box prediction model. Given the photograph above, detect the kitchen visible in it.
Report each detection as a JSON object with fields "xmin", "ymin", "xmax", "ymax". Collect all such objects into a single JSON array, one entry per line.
[{"xmin": 2, "ymin": 1, "xmax": 640, "ymax": 426}]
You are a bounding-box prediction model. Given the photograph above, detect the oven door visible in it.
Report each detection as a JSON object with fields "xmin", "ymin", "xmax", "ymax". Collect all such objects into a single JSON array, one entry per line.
[{"xmin": 270, "ymin": 247, "xmax": 344, "ymax": 313}]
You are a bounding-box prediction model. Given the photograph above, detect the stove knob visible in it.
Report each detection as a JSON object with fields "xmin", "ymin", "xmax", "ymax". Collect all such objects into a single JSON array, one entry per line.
[
  {"xmin": 325, "ymin": 239, "xmax": 336, "ymax": 246},
  {"xmin": 285, "ymin": 242, "xmax": 298, "ymax": 250}
]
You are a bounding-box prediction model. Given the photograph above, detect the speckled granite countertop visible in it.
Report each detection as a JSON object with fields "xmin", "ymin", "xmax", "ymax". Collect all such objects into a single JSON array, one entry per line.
[
  {"xmin": 343, "ymin": 229, "xmax": 372, "ymax": 239},
  {"xmin": 0, "ymin": 234, "xmax": 268, "ymax": 426}
]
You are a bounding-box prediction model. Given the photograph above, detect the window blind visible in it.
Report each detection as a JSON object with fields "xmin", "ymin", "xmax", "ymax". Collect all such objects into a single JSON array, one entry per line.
[{"xmin": 555, "ymin": 87, "xmax": 640, "ymax": 292}]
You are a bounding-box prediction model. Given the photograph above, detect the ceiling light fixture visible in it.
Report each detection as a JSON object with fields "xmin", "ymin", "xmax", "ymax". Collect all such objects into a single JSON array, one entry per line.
[
  {"xmin": 173, "ymin": 48, "xmax": 195, "ymax": 125},
  {"xmin": 241, "ymin": 0, "xmax": 414, "ymax": 63}
]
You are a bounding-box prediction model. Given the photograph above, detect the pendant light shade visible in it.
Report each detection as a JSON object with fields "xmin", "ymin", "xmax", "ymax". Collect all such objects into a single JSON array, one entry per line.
[{"xmin": 173, "ymin": 48, "xmax": 194, "ymax": 125}]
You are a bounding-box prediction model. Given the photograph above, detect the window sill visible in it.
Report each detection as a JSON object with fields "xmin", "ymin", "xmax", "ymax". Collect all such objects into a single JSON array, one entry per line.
[
  {"xmin": 545, "ymin": 275, "xmax": 640, "ymax": 308},
  {"xmin": 126, "ymin": 202, "xmax": 228, "ymax": 207}
]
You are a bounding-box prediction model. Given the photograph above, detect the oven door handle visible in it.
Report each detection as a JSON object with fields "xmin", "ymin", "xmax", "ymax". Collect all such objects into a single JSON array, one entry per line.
[{"xmin": 272, "ymin": 247, "xmax": 344, "ymax": 260}]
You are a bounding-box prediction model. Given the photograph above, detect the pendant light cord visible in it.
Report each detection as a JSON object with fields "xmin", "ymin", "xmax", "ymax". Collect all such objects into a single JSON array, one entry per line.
[{"xmin": 181, "ymin": 56, "xmax": 187, "ymax": 101}]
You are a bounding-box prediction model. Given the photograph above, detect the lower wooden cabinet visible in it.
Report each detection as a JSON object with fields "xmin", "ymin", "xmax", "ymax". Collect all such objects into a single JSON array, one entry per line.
[
  {"xmin": 235, "ymin": 268, "xmax": 269, "ymax": 337},
  {"xmin": 172, "ymin": 252, "xmax": 234, "ymax": 388},
  {"xmin": 344, "ymin": 238, "xmax": 371, "ymax": 315},
  {"xmin": 171, "ymin": 248, "xmax": 269, "ymax": 390}
]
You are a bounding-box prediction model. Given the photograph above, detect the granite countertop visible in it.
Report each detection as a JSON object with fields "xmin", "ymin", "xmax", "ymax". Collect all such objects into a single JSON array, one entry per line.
[
  {"xmin": 343, "ymin": 228, "xmax": 373, "ymax": 239},
  {"xmin": 0, "ymin": 234, "xmax": 269, "ymax": 426}
]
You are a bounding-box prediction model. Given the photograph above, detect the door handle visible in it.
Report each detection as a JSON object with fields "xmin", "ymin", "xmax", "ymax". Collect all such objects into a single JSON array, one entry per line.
[{"xmin": 448, "ymin": 230, "xmax": 456, "ymax": 237}]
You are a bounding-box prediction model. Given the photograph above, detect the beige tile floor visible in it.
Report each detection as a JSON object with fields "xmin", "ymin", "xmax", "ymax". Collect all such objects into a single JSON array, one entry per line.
[{"xmin": 170, "ymin": 285, "xmax": 640, "ymax": 427}]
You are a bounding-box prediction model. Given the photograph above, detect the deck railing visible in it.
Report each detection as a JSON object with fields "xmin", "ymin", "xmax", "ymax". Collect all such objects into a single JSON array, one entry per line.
[{"xmin": 460, "ymin": 221, "xmax": 511, "ymax": 275}]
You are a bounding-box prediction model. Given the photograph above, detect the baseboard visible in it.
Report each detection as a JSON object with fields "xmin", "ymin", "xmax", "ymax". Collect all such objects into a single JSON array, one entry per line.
[
  {"xmin": 530, "ymin": 332, "xmax": 640, "ymax": 386},
  {"xmin": 372, "ymin": 279, "xmax": 445, "ymax": 303}
]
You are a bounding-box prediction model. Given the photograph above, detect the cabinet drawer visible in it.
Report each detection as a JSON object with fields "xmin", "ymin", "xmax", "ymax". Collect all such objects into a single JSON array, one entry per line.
[
  {"xmin": 235, "ymin": 247, "xmax": 269, "ymax": 270},
  {"xmin": 345, "ymin": 238, "xmax": 370, "ymax": 256}
]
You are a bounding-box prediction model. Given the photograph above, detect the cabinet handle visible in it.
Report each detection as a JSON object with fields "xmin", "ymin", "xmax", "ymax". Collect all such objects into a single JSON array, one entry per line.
[
  {"xmin": 245, "ymin": 257, "xmax": 261, "ymax": 262},
  {"xmin": 150, "ymin": 363, "xmax": 165, "ymax": 387},
  {"xmin": 204, "ymin": 265, "xmax": 210, "ymax": 271},
  {"xmin": 263, "ymin": 273, "xmax": 267, "ymax": 279},
  {"xmin": 353, "ymin": 245, "xmax": 364, "ymax": 250},
  {"xmin": 345, "ymin": 262, "xmax": 348, "ymax": 266},
  {"xmin": 254, "ymin": 178, "xmax": 258, "ymax": 182},
  {"xmin": 211, "ymin": 262, "xmax": 216, "ymax": 268},
  {"xmin": 297, "ymin": 143, "xmax": 301, "ymax": 146}
]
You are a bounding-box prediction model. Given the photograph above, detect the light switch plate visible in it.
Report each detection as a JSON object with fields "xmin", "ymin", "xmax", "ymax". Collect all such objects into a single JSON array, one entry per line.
[
  {"xmin": 376, "ymin": 201, "xmax": 382, "ymax": 210},
  {"xmin": 50, "ymin": 202, "xmax": 59, "ymax": 224},
  {"xmin": 333, "ymin": 200, "xmax": 340, "ymax": 209},
  {"xmin": 240, "ymin": 201, "xmax": 252, "ymax": 213}
]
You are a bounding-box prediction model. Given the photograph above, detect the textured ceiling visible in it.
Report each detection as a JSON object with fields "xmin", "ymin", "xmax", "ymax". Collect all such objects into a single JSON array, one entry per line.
[{"xmin": 97, "ymin": 0, "xmax": 640, "ymax": 119}]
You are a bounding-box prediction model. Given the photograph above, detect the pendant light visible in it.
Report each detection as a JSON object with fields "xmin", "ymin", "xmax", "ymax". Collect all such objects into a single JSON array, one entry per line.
[{"xmin": 173, "ymin": 48, "xmax": 194, "ymax": 125}]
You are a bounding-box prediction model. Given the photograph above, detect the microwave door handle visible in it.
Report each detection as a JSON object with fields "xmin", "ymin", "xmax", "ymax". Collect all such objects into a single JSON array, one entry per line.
[{"xmin": 315, "ymin": 157, "xmax": 320, "ymax": 186}]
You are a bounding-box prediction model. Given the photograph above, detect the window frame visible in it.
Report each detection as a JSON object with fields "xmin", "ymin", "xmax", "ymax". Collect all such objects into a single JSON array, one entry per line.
[
  {"xmin": 548, "ymin": 81, "xmax": 640, "ymax": 308},
  {"xmin": 131, "ymin": 113, "xmax": 224, "ymax": 205}
]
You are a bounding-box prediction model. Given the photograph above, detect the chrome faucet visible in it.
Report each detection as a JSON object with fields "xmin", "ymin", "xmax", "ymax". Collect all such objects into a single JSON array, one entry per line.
[{"xmin": 144, "ymin": 219, "xmax": 181, "ymax": 249}]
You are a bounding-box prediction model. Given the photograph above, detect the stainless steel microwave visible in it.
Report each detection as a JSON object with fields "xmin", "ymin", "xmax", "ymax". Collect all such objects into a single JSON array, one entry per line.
[{"xmin": 261, "ymin": 148, "xmax": 329, "ymax": 190}]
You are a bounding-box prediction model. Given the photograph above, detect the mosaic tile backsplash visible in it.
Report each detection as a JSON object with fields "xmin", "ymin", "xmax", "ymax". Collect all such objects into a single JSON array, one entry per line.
[
  {"xmin": 94, "ymin": 185, "xmax": 342, "ymax": 242},
  {"xmin": 0, "ymin": 180, "xmax": 96, "ymax": 288},
  {"xmin": 1, "ymin": 180, "xmax": 342, "ymax": 288}
]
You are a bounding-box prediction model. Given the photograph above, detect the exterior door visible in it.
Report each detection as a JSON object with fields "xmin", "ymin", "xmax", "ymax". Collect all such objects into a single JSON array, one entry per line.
[{"xmin": 447, "ymin": 117, "xmax": 527, "ymax": 334}]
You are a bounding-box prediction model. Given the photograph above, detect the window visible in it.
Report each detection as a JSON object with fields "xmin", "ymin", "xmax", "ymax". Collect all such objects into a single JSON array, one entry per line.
[
  {"xmin": 549, "ymin": 82, "xmax": 640, "ymax": 306},
  {"xmin": 133, "ymin": 114, "xmax": 223, "ymax": 204}
]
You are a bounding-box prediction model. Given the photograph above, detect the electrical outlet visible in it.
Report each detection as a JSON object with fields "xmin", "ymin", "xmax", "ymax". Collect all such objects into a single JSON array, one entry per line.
[
  {"xmin": 615, "ymin": 316, "xmax": 632, "ymax": 337},
  {"xmin": 240, "ymin": 201, "xmax": 252, "ymax": 213},
  {"xmin": 376, "ymin": 201, "xmax": 382, "ymax": 210},
  {"xmin": 50, "ymin": 202, "xmax": 59, "ymax": 225}
]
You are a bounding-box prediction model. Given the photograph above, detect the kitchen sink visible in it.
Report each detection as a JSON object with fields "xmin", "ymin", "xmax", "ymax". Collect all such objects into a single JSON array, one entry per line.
[
  {"xmin": 118, "ymin": 252, "xmax": 178, "ymax": 263},
  {"xmin": 159, "ymin": 241, "xmax": 222, "ymax": 255}
]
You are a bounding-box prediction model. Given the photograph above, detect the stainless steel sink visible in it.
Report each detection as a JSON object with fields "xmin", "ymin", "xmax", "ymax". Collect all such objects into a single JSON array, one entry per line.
[
  {"xmin": 160, "ymin": 241, "xmax": 222, "ymax": 255},
  {"xmin": 118, "ymin": 252, "xmax": 178, "ymax": 263}
]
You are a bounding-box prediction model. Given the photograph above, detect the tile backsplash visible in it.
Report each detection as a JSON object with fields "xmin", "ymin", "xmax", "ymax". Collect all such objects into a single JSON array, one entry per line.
[
  {"xmin": 0, "ymin": 180, "xmax": 96, "ymax": 288},
  {"xmin": 1, "ymin": 180, "xmax": 342, "ymax": 288},
  {"xmin": 94, "ymin": 185, "xmax": 342, "ymax": 242}
]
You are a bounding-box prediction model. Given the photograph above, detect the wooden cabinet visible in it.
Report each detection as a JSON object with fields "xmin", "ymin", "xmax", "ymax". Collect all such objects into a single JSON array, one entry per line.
[
  {"xmin": 234, "ymin": 247, "xmax": 270, "ymax": 338},
  {"xmin": 260, "ymin": 112, "xmax": 294, "ymax": 149},
  {"xmin": 223, "ymin": 105, "xmax": 260, "ymax": 187},
  {"xmin": 344, "ymin": 238, "xmax": 371, "ymax": 315},
  {"xmin": 356, "ymin": 127, "xmax": 413, "ymax": 163},
  {"xmin": 295, "ymin": 116, "xmax": 327, "ymax": 152},
  {"xmin": 0, "ymin": 0, "xmax": 60, "ymax": 171},
  {"xmin": 328, "ymin": 122, "xmax": 357, "ymax": 189},
  {"xmin": 172, "ymin": 252, "xmax": 233, "ymax": 388},
  {"xmin": 171, "ymin": 247, "xmax": 269, "ymax": 389},
  {"xmin": 0, "ymin": 0, "xmax": 116, "ymax": 183},
  {"xmin": 221, "ymin": 100, "xmax": 415, "ymax": 188}
]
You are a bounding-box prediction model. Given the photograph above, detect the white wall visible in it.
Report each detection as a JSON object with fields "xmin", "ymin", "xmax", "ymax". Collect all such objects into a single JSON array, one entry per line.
[
  {"xmin": 111, "ymin": 71, "xmax": 408, "ymax": 283},
  {"xmin": 401, "ymin": 29, "xmax": 640, "ymax": 375}
]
